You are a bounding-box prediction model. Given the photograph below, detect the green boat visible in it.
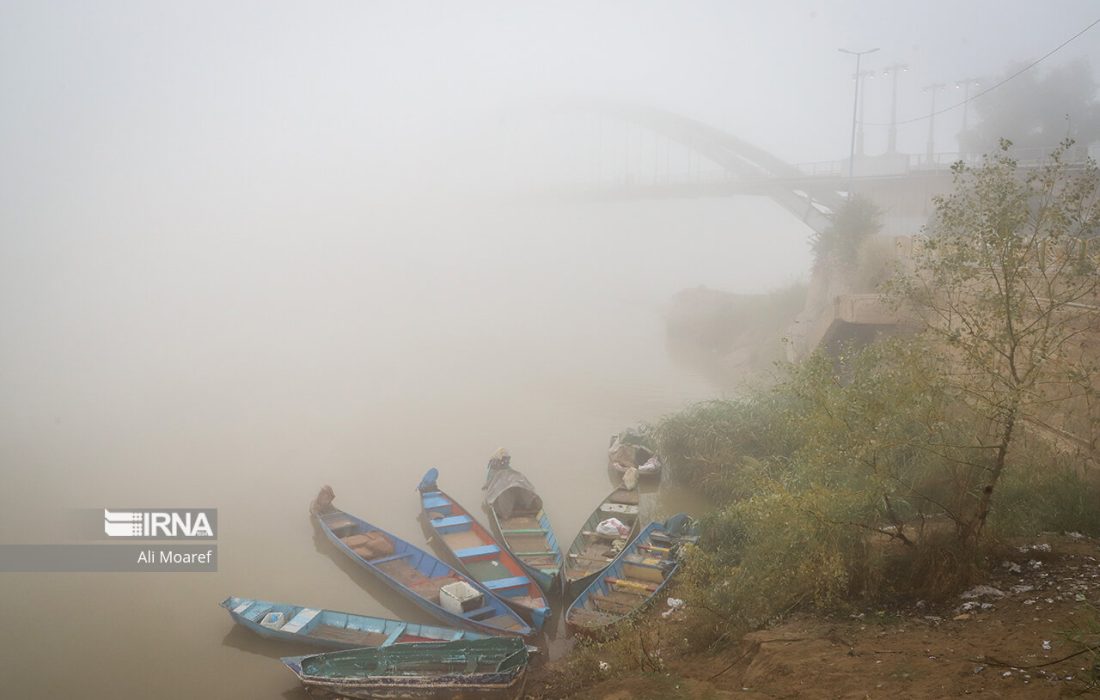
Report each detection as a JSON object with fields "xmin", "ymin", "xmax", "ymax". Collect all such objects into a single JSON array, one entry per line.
[{"xmin": 282, "ymin": 637, "xmax": 530, "ymax": 699}]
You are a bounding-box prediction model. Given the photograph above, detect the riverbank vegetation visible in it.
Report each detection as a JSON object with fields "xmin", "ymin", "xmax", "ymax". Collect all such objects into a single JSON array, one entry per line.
[{"xmin": 654, "ymin": 141, "xmax": 1100, "ymax": 650}]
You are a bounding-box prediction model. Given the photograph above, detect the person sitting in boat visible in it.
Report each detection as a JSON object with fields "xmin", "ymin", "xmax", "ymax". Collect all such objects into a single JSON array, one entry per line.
[
  {"xmin": 487, "ymin": 447, "xmax": 511, "ymax": 472},
  {"xmin": 309, "ymin": 485, "xmax": 336, "ymax": 516}
]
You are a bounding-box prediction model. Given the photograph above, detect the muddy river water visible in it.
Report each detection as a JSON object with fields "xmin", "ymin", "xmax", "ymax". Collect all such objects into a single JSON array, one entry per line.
[{"xmin": 0, "ymin": 197, "xmax": 810, "ymax": 697}]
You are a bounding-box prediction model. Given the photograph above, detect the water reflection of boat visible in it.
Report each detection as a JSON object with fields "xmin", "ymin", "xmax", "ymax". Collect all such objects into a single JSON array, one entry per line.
[
  {"xmin": 483, "ymin": 450, "xmax": 563, "ymax": 595},
  {"xmin": 282, "ymin": 637, "xmax": 530, "ymax": 700},
  {"xmin": 417, "ymin": 468, "xmax": 550, "ymax": 630},
  {"xmin": 312, "ymin": 487, "xmax": 532, "ymax": 637},
  {"xmin": 562, "ymin": 486, "xmax": 641, "ymax": 600},
  {"xmin": 220, "ymin": 595, "xmax": 492, "ymax": 649},
  {"xmin": 565, "ymin": 516, "xmax": 697, "ymax": 634}
]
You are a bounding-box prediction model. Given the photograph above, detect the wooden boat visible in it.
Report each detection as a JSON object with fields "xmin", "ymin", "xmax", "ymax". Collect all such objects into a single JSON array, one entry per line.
[
  {"xmin": 483, "ymin": 450, "xmax": 563, "ymax": 594},
  {"xmin": 565, "ymin": 516, "xmax": 697, "ymax": 634},
  {"xmin": 562, "ymin": 486, "xmax": 641, "ymax": 599},
  {"xmin": 418, "ymin": 469, "xmax": 550, "ymax": 630},
  {"xmin": 219, "ymin": 595, "xmax": 492, "ymax": 650},
  {"xmin": 311, "ymin": 487, "xmax": 532, "ymax": 637},
  {"xmin": 282, "ymin": 637, "xmax": 529, "ymax": 700}
]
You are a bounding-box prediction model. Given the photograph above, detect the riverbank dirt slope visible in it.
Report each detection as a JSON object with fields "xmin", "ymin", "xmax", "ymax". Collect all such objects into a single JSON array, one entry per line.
[{"xmin": 530, "ymin": 534, "xmax": 1100, "ymax": 698}]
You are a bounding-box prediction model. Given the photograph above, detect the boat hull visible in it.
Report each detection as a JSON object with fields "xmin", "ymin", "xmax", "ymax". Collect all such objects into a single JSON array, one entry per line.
[
  {"xmin": 219, "ymin": 596, "xmax": 491, "ymax": 650},
  {"xmin": 562, "ymin": 487, "xmax": 641, "ymax": 601},
  {"xmin": 418, "ymin": 470, "xmax": 550, "ymax": 631},
  {"xmin": 284, "ymin": 671, "xmax": 526, "ymax": 700},
  {"xmin": 314, "ymin": 502, "xmax": 532, "ymax": 637},
  {"xmin": 565, "ymin": 517, "xmax": 693, "ymax": 636},
  {"xmin": 482, "ymin": 466, "xmax": 563, "ymax": 596},
  {"xmin": 283, "ymin": 638, "xmax": 529, "ymax": 700},
  {"xmin": 564, "ymin": 569, "xmax": 601, "ymax": 601},
  {"xmin": 486, "ymin": 504, "xmax": 561, "ymax": 595}
]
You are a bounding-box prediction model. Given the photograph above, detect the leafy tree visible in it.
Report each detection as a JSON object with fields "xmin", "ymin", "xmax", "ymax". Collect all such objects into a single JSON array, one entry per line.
[
  {"xmin": 655, "ymin": 143, "xmax": 1100, "ymax": 639},
  {"xmin": 809, "ymin": 195, "xmax": 882, "ymax": 269},
  {"xmin": 959, "ymin": 60, "xmax": 1100, "ymax": 156},
  {"xmin": 888, "ymin": 140, "xmax": 1100, "ymax": 546}
]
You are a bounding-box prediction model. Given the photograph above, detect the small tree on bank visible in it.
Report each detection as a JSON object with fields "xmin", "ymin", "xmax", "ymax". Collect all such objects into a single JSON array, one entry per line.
[
  {"xmin": 889, "ymin": 140, "xmax": 1100, "ymax": 548},
  {"xmin": 655, "ymin": 143, "xmax": 1100, "ymax": 636},
  {"xmin": 809, "ymin": 195, "xmax": 882, "ymax": 270}
]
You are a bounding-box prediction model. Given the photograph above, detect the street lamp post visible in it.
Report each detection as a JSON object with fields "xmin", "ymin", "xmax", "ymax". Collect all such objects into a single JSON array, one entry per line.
[
  {"xmin": 954, "ymin": 77, "xmax": 982, "ymax": 155},
  {"xmin": 923, "ymin": 82, "xmax": 947, "ymax": 164},
  {"xmin": 881, "ymin": 62, "xmax": 908, "ymax": 154},
  {"xmin": 853, "ymin": 69, "xmax": 875, "ymax": 157},
  {"xmin": 839, "ymin": 47, "xmax": 879, "ymax": 196}
]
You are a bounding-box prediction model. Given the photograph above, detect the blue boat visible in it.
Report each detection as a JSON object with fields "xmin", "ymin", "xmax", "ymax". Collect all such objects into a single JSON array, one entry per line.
[
  {"xmin": 418, "ymin": 469, "xmax": 550, "ymax": 630},
  {"xmin": 565, "ymin": 515, "xmax": 698, "ymax": 634},
  {"xmin": 483, "ymin": 450, "xmax": 563, "ymax": 594},
  {"xmin": 219, "ymin": 595, "xmax": 492, "ymax": 649},
  {"xmin": 311, "ymin": 487, "xmax": 533, "ymax": 638}
]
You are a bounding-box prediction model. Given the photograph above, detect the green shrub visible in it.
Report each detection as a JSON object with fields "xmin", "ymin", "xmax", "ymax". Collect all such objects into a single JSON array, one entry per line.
[
  {"xmin": 535, "ymin": 620, "xmax": 669, "ymax": 697},
  {"xmin": 654, "ymin": 329, "xmax": 1100, "ymax": 648},
  {"xmin": 990, "ymin": 448, "xmax": 1100, "ymax": 537}
]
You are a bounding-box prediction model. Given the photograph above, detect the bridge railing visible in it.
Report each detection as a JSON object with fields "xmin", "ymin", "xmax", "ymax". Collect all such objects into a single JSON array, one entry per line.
[
  {"xmin": 568, "ymin": 145, "xmax": 1093, "ymax": 192},
  {"xmin": 791, "ymin": 145, "xmax": 1093, "ymax": 180}
]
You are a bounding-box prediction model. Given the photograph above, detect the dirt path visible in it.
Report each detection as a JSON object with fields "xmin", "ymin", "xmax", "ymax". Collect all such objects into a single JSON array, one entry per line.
[{"xmin": 532, "ymin": 534, "xmax": 1100, "ymax": 698}]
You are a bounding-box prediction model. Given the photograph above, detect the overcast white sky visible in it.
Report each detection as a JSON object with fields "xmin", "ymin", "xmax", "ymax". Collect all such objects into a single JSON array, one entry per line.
[{"xmin": 1, "ymin": 1, "xmax": 1098, "ymax": 194}]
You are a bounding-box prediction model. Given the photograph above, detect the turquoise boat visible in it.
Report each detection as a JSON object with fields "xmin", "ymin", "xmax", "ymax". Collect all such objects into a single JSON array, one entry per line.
[
  {"xmin": 417, "ymin": 469, "xmax": 550, "ymax": 630},
  {"xmin": 483, "ymin": 451, "xmax": 563, "ymax": 595},
  {"xmin": 565, "ymin": 515, "xmax": 698, "ymax": 634},
  {"xmin": 282, "ymin": 637, "xmax": 530, "ymax": 699},
  {"xmin": 311, "ymin": 487, "xmax": 532, "ymax": 637},
  {"xmin": 219, "ymin": 595, "xmax": 492, "ymax": 649}
]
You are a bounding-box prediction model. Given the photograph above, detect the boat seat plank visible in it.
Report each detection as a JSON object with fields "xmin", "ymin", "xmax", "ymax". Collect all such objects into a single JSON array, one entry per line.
[
  {"xmin": 621, "ymin": 557, "xmax": 668, "ymax": 570},
  {"xmin": 371, "ymin": 552, "xmax": 414, "ymax": 565},
  {"xmin": 581, "ymin": 529, "xmax": 622, "ymax": 541},
  {"xmin": 281, "ymin": 608, "xmax": 321, "ymax": 634},
  {"xmin": 479, "ymin": 614, "xmax": 525, "ymax": 631},
  {"xmin": 381, "ymin": 623, "xmax": 407, "ymax": 647},
  {"xmin": 232, "ymin": 601, "xmax": 252, "ymax": 614},
  {"xmin": 599, "ymin": 503, "xmax": 639, "ymax": 515},
  {"xmin": 502, "ymin": 528, "xmax": 547, "ymax": 534},
  {"xmin": 306, "ymin": 625, "xmax": 389, "ymax": 647},
  {"xmin": 243, "ymin": 604, "xmax": 272, "ymax": 621},
  {"xmin": 607, "ymin": 576, "xmax": 659, "ymax": 592},
  {"xmin": 461, "ymin": 605, "xmax": 497, "ymax": 619},
  {"xmin": 421, "ymin": 495, "xmax": 451, "ymax": 510},
  {"xmin": 483, "ymin": 575, "xmax": 530, "ymax": 591},
  {"xmin": 431, "ymin": 515, "xmax": 472, "ymax": 528},
  {"xmin": 455, "ymin": 544, "xmax": 501, "ymax": 559}
]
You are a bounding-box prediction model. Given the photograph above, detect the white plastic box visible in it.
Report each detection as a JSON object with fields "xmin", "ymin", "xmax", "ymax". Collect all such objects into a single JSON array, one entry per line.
[
  {"xmin": 260, "ymin": 612, "xmax": 286, "ymax": 629},
  {"xmin": 439, "ymin": 581, "xmax": 484, "ymax": 615}
]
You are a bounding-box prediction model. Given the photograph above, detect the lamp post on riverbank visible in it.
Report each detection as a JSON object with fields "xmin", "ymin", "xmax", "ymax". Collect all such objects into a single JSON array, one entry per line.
[
  {"xmin": 839, "ymin": 47, "xmax": 879, "ymax": 197},
  {"xmin": 923, "ymin": 82, "xmax": 947, "ymax": 164},
  {"xmin": 853, "ymin": 69, "xmax": 876, "ymax": 157},
  {"xmin": 955, "ymin": 77, "xmax": 982, "ymax": 155},
  {"xmin": 881, "ymin": 62, "xmax": 908, "ymax": 154}
]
